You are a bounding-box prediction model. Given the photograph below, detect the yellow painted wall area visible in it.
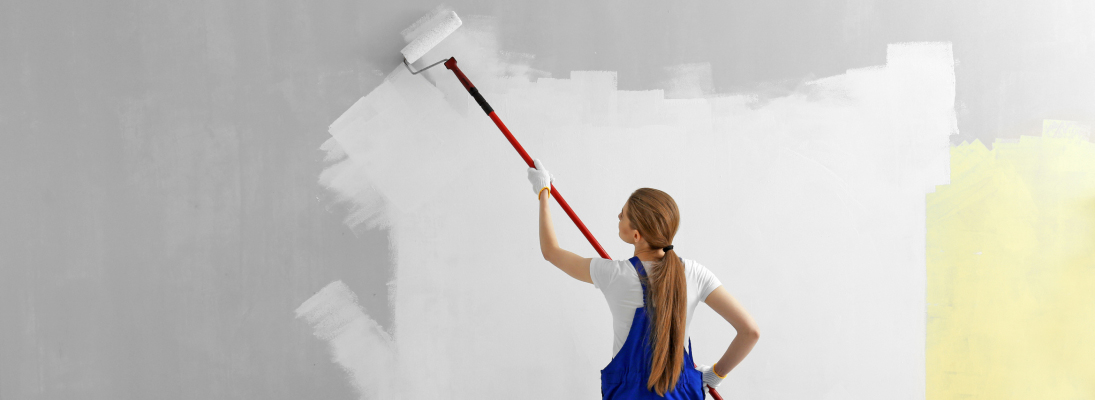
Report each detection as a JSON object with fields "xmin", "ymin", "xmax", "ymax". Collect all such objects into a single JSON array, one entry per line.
[{"xmin": 927, "ymin": 120, "xmax": 1095, "ymax": 399}]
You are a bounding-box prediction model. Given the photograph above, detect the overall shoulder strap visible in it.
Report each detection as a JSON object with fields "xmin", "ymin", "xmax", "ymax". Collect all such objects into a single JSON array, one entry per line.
[
  {"xmin": 627, "ymin": 256, "xmax": 649, "ymax": 294},
  {"xmin": 627, "ymin": 256, "xmax": 646, "ymax": 276}
]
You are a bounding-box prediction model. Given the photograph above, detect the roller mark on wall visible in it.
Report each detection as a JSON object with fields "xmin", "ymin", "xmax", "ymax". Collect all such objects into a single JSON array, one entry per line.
[
  {"xmin": 927, "ymin": 120, "xmax": 1095, "ymax": 400},
  {"xmin": 296, "ymin": 281, "xmax": 405, "ymax": 399}
]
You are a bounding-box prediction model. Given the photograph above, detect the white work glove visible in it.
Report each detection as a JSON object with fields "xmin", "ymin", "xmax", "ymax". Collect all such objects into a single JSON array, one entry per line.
[
  {"xmin": 695, "ymin": 363, "xmax": 726, "ymax": 389},
  {"xmin": 526, "ymin": 159, "xmax": 555, "ymax": 199}
]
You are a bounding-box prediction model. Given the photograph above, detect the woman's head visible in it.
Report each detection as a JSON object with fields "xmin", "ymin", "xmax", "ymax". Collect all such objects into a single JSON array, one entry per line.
[
  {"xmin": 619, "ymin": 188, "xmax": 687, "ymax": 396},
  {"xmin": 618, "ymin": 188, "xmax": 680, "ymax": 252}
]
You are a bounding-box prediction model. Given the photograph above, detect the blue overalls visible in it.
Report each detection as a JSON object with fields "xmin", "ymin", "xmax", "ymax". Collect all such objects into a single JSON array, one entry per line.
[{"xmin": 600, "ymin": 257, "xmax": 705, "ymax": 399}]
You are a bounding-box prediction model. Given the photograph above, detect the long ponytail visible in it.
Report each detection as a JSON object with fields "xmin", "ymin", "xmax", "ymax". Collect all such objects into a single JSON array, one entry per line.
[{"xmin": 626, "ymin": 188, "xmax": 685, "ymax": 396}]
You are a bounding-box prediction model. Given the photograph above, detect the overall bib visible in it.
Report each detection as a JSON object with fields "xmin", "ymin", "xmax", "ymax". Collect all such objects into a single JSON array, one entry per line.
[{"xmin": 600, "ymin": 257, "xmax": 705, "ymax": 399}]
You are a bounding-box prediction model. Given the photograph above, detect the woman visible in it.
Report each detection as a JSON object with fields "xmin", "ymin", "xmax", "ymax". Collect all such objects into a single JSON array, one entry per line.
[{"xmin": 528, "ymin": 160, "xmax": 760, "ymax": 399}]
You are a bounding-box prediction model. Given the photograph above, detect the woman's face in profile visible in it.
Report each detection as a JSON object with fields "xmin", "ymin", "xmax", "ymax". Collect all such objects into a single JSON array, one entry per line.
[{"xmin": 619, "ymin": 203, "xmax": 636, "ymax": 245}]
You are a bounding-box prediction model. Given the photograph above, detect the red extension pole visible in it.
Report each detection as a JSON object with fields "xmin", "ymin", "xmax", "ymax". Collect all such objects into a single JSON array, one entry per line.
[{"xmin": 443, "ymin": 57, "xmax": 724, "ymax": 400}]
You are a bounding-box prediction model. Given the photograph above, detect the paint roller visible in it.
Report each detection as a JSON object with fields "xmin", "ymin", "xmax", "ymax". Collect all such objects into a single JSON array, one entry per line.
[
  {"xmin": 399, "ymin": 10, "xmax": 725, "ymax": 400},
  {"xmin": 399, "ymin": 10, "xmax": 610, "ymax": 261}
]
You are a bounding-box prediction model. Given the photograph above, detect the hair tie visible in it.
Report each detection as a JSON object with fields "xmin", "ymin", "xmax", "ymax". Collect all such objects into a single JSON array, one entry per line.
[{"xmin": 662, "ymin": 245, "xmax": 674, "ymax": 252}]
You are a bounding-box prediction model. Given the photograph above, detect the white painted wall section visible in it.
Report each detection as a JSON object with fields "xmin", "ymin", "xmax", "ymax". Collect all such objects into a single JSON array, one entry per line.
[{"xmin": 317, "ymin": 18, "xmax": 955, "ymax": 399}]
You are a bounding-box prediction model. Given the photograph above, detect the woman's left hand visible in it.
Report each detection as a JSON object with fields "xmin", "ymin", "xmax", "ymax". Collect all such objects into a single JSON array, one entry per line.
[
  {"xmin": 696, "ymin": 363, "xmax": 726, "ymax": 389},
  {"xmin": 527, "ymin": 159, "xmax": 555, "ymax": 198}
]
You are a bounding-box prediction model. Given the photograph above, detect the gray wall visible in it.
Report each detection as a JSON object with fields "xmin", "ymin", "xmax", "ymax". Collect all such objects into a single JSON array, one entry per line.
[{"xmin": 1, "ymin": 0, "xmax": 1092, "ymax": 399}]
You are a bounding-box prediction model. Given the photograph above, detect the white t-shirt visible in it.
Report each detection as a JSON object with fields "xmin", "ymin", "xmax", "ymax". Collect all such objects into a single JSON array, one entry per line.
[{"xmin": 589, "ymin": 257, "xmax": 722, "ymax": 358}]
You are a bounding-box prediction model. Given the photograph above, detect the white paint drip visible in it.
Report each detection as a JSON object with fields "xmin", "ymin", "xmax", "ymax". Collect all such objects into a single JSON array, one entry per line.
[{"xmin": 316, "ymin": 16, "xmax": 955, "ymax": 400}]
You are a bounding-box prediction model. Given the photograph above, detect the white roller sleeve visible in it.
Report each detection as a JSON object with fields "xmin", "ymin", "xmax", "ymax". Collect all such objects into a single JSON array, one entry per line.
[{"xmin": 399, "ymin": 10, "xmax": 462, "ymax": 64}]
